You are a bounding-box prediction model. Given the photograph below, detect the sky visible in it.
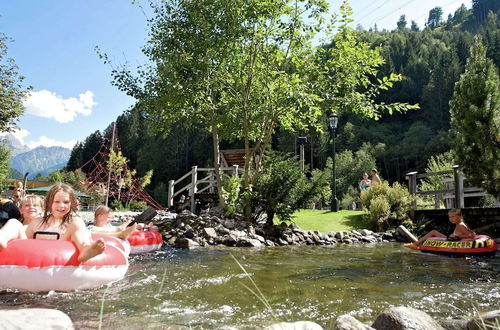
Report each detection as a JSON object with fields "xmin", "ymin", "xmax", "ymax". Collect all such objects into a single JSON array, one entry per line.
[{"xmin": 0, "ymin": 0, "xmax": 469, "ymax": 150}]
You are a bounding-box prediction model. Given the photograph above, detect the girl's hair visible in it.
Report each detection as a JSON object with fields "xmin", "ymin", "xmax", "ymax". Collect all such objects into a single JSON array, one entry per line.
[
  {"xmin": 42, "ymin": 183, "xmax": 78, "ymax": 225},
  {"xmin": 20, "ymin": 194, "xmax": 44, "ymax": 222},
  {"xmin": 21, "ymin": 194, "xmax": 44, "ymax": 209},
  {"xmin": 448, "ymin": 208, "xmax": 462, "ymax": 216},
  {"xmin": 94, "ymin": 205, "xmax": 112, "ymax": 218}
]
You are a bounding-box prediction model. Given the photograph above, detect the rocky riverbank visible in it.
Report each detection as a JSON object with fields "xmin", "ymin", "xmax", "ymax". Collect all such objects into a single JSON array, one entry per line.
[
  {"xmin": 2, "ymin": 306, "xmax": 498, "ymax": 329},
  {"xmin": 105, "ymin": 209, "xmax": 404, "ymax": 249}
]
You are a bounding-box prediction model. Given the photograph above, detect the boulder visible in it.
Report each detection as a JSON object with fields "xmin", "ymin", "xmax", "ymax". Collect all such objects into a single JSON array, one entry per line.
[
  {"xmin": 0, "ymin": 308, "xmax": 74, "ymax": 330},
  {"xmin": 224, "ymin": 219, "xmax": 236, "ymax": 229},
  {"xmin": 237, "ymin": 237, "xmax": 263, "ymax": 248},
  {"xmin": 203, "ymin": 227, "xmax": 218, "ymax": 239},
  {"xmin": 466, "ymin": 310, "xmax": 500, "ymax": 330},
  {"xmin": 176, "ymin": 238, "xmax": 200, "ymax": 249},
  {"xmin": 215, "ymin": 224, "xmax": 230, "ymax": 235},
  {"xmin": 372, "ymin": 306, "xmax": 444, "ymax": 330},
  {"xmin": 358, "ymin": 229, "xmax": 374, "ymax": 236},
  {"xmin": 264, "ymin": 321, "xmax": 323, "ymax": 330},
  {"xmin": 334, "ymin": 315, "xmax": 374, "ymax": 330}
]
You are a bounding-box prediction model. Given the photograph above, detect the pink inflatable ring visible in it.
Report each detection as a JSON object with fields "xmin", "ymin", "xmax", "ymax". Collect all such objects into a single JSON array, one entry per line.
[
  {"xmin": 0, "ymin": 239, "xmax": 129, "ymax": 292},
  {"xmin": 128, "ymin": 230, "xmax": 163, "ymax": 254}
]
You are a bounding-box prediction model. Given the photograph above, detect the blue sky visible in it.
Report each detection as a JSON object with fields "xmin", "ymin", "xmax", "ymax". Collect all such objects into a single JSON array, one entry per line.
[{"xmin": 1, "ymin": 0, "xmax": 468, "ymax": 150}]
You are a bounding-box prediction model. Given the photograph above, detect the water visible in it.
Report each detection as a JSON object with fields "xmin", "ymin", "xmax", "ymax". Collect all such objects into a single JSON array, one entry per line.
[{"xmin": 0, "ymin": 243, "xmax": 498, "ymax": 329}]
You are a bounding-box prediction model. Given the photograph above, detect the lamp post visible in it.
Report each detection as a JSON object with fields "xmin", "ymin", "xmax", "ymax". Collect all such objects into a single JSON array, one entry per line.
[{"xmin": 329, "ymin": 113, "xmax": 339, "ymax": 212}]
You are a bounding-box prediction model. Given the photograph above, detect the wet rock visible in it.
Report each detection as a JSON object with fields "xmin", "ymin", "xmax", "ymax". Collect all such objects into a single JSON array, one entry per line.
[
  {"xmin": 335, "ymin": 232, "xmax": 345, "ymax": 240},
  {"xmin": 176, "ymin": 238, "xmax": 200, "ymax": 249},
  {"xmin": 203, "ymin": 227, "xmax": 218, "ymax": 239},
  {"xmin": 334, "ymin": 315, "xmax": 374, "ymax": 330},
  {"xmin": 466, "ymin": 310, "xmax": 500, "ymax": 330},
  {"xmin": 0, "ymin": 308, "xmax": 74, "ymax": 329},
  {"xmin": 184, "ymin": 225, "xmax": 195, "ymax": 239},
  {"xmin": 372, "ymin": 306, "xmax": 444, "ymax": 330},
  {"xmin": 265, "ymin": 239, "xmax": 276, "ymax": 247},
  {"xmin": 264, "ymin": 321, "xmax": 323, "ymax": 330},
  {"xmin": 237, "ymin": 237, "xmax": 263, "ymax": 247},
  {"xmin": 167, "ymin": 236, "xmax": 177, "ymax": 246}
]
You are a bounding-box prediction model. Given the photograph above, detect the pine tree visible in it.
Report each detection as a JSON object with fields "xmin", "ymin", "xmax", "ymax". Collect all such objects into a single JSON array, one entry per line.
[{"xmin": 449, "ymin": 36, "xmax": 500, "ymax": 198}]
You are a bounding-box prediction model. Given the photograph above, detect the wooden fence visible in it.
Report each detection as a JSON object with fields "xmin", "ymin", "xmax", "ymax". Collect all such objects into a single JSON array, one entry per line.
[
  {"xmin": 406, "ymin": 165, "xmax": 489, "ymax": 216},
  {"xmin": 167, "ymin": 165, "xmax": 242, "ymax": 212}
]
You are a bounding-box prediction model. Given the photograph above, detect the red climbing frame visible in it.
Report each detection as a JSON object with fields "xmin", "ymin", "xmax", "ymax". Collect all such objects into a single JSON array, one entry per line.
[{"xmin": 79, "ymin": 125, "xmax": 164, "ymax": 210}]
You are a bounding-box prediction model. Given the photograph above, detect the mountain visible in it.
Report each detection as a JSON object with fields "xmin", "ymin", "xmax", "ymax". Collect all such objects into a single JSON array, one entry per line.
[
  {"xmin": 0, "ymin": 133, "xmax": 31, "ymax": 156},
  {"xmin": 11, "ymin": 146, "xmax": 71, "ymax": 179}
]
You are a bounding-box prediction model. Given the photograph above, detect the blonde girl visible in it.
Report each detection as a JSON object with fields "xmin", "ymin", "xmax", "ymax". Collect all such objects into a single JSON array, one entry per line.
[
  {"xmin": 90, "ymin": 204, "xmax": 137, "ymax": 240},
  {"xmin": 0, "ymin": 195, "xmax": 44, "ymax": 249},
  {"xmin": 24, "ymin": 183, "xmax": 106, "ymax": 263}
]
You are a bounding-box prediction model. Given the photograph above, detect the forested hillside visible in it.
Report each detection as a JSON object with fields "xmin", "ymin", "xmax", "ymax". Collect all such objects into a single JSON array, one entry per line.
[{"xmin": 66, "ymin": 1, "xmax": 500, "ymax": 204}]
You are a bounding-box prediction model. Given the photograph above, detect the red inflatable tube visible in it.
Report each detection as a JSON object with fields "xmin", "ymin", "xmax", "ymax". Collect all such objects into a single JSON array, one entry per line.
[
  {"xmin": 0, "ymin": 238, "xmax": 129, "ymax": 292},
  {"xmin": 127, "ymin": 230, "xmax": 163, "ymax": 254},
  {"xmin": 412, "ymin": 235, "xmax": 497, "ymax": 255}
]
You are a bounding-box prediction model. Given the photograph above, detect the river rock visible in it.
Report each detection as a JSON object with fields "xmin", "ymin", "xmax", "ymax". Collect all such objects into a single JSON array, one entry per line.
[
  {"xmin": 237, "ymin": 237, "xmax": 263, "ymax": 247},
  {"xmin": 372, "ymin": 306, "xmax": 444, "ymax": 330},
  {"xmin": 0, "ymin": 308, "xmax": 74, "ymax": 329},
  {"xmin": 264, "ymin": 321, "xmax": 323, "ymax": 330},
  {"xmin": 466, "ymin": 310, "xmax": 500, "ymax": 330},
  {"xmin": 203, "ymin": 227, "xmax": 218, "ymax": 239},
  {"xmin": 334, "ymin": 315, "xmax": 374, "ymax": 330},
  {"xmin": 176, "ymin": 238, "xmax": 200, "ymax": 249},
  {"xmin": 358, "ymin": 229, "xmax": 374, "ymax": 236}
]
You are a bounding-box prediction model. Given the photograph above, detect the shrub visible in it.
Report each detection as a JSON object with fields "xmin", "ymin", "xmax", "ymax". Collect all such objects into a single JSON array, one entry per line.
[
  {"xmin": 340, "ymin": 186, "xmax": 360, "ymax": 210},
  {"xmin": 250, "ymin": 150, "xmax": 329, "ymax": 224},
  {"xmin": 360, "ymin": 182, "xmax": 415, "ymax": 231},
  {"xmin": 221, "ymin": 173, "xmax": 242, "ymax": 216},
  {"xmin": 128, "ymin": 200, "xmax": 148, "ymax": 211}
]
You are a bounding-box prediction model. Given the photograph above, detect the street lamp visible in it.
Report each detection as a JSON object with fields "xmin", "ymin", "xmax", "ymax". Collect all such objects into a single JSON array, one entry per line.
[{"xmin": 329, "ymin": 113, "xmax": 339, "ymax": 212}]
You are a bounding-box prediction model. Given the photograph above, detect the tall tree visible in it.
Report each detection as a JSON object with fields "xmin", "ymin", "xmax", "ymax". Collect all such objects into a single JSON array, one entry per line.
[
  {"xmin": 397, "ymin": 15, "xmax": 407, "ymax": 31},
  {"xmin": 0, "ymin": 141, "xmax": 11, "ymax": 190},
  {"xmin": 0, "ymin": 34, "xmax": 31, "ymax": 133},
  {"xmin": 426, "ymin": 7, "xmax": 443, "ymax": 29},
  {"xmin": 449, "ymin": 36, "xmax": 500, "ymax": 197}
]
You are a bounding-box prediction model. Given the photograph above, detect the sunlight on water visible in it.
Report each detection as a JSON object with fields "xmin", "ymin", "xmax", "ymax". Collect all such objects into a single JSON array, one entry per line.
[{"xmin": 0, "ymin": 243, "xmax": 498, "ymax": 329}]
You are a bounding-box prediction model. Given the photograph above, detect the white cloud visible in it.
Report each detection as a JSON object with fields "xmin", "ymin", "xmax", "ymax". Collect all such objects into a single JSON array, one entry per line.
[
  {"xmin": 0, "ymin": 128, "xmax": 30, "ymax": 143},
  {"xmin": 23, "ymin": 89, "xmax": 97, "ymax": 123},
  {"xmin": 0, "ymin": 128, "xmax": 76, "ymax": 149},
  {"xmin": 27, "ymin": 136, "xmax": 76, "ymax": 149}
]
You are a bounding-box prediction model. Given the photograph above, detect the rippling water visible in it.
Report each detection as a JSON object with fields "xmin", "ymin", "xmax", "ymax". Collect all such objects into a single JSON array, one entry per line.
[{"xmin": 0, "ymin": 243, "xmax": 498, "ymax": 329}]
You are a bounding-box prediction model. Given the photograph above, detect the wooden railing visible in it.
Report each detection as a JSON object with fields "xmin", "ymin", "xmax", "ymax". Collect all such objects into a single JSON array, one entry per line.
[
  {"xmin": 167, "ymin": 165, "xmax": 242, "ymax": 212},
  {"xmin": 406, "ymin": 165, "xmax": 488, "ymax": 215}
]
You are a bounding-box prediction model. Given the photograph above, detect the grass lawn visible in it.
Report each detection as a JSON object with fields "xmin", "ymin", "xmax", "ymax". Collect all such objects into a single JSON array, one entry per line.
[{"xmin": 276, "ymin": 209, "xmax": 367, "ymax": 233}]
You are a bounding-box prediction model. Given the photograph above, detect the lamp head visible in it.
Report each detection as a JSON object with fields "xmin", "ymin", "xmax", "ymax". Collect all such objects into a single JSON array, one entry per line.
[{"xmin": 328, "ymin": 113, "xmax": 338, "ymax": 129}]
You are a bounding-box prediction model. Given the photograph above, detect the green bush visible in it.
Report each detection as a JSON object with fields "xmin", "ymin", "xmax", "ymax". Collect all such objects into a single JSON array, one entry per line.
[
  {"xmin": 250, "ymin": 150, "xmax": 329, "ymax": 224},
  {"xmin": 360, "ymin": 182, "xmax": 415, "ymax": 231},
  {"xmin": 128, "ymin": 200, "xmax": 148, "ymax": 211},
  {"xmin": 221, "ymin": 173, "xmax": 242, "ymax": 216},
  {"xmin": 340, "ymin": 186, "xmax": 360, "ymax": 210}
]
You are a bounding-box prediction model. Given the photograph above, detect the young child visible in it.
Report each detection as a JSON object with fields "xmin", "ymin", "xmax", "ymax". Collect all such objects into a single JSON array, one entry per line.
[
  {"xmin": 89, "ymin": 205, "xmax": 137, "ymax": 240},
  {"xmin": 22, "ymin": 183, "xmax": 106, "ymax": 263},
  {"xmin": 407, "ymin": 209, "xmax": 476, "ymax": 248},
  {"xmin": 0, "ymin": 194, "xmax": 44, "ymax": 249}
]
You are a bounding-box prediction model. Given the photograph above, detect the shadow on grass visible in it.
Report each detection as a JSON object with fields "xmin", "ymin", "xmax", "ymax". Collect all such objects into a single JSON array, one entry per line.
[{"xmin": 342, "ymin": 213, "xmax": 366, "ymax": 229}]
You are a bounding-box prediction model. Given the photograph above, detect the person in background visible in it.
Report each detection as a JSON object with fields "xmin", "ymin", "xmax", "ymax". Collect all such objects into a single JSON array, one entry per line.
[
  {"xmin": 0, "ymin": 198, "xmax": 21, "ymax": 228},
  {"xmin": 358, "ymin": 173, "xmax": 371, "ymax": 191},
  {"xmin": 370, "ymin": 169, "xmax": 381, "ymax": 185},
  {"xmin": 0, "ymin": 195, "xmax": 44, "ymax": 248},
  {"xmin": 89, "ymin": 205, "xmax": 138, "ymax": 240}
]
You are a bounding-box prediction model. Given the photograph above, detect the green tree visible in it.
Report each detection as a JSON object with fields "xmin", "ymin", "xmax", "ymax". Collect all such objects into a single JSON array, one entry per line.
[
  {"xmin": 449, "ymin": 36, "xmax": 500, "ymax": 197},
  {"xmin": 0, "ymin": 34, "xmax": 31, "ymax": 133},
  {"xmin": 397, "ymin": 15, "xmax": 407, "ymax": 31},
  {"xmin": 426, "ymin": 7, "xmax": 443, "ymax": 29},
  {"xmin": 0, "ymin": 141, "xmax": 11, "ymax": 191}
]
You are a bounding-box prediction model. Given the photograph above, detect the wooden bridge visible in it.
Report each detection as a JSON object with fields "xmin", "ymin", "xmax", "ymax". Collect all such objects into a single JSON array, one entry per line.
[{"xmin": 167, "ymin": 149, "xmax": 258, "ymax": 212}]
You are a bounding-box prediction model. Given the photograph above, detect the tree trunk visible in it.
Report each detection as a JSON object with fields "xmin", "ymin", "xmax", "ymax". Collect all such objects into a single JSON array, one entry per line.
[{"xmin": 210, "ymin": 114, "xmax": 225, "ymax": 209}]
